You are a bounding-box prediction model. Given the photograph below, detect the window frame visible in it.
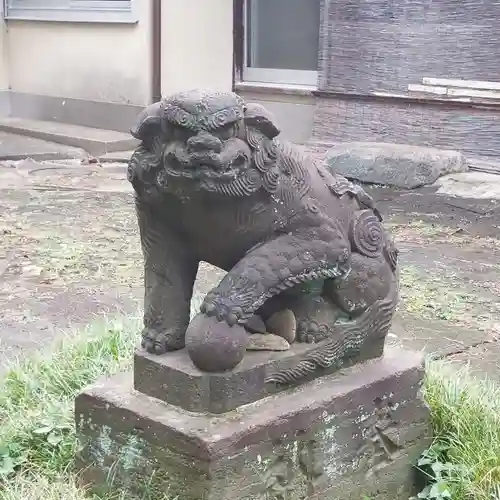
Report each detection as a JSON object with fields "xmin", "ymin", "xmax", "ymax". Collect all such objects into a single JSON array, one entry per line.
[
  {"xmin": 241, "ymin": 0, "xmax": 319, "ymax": 88},
  {"xmin": 3, "ymin": 0, "xmax": 138, "ymax": 24}
]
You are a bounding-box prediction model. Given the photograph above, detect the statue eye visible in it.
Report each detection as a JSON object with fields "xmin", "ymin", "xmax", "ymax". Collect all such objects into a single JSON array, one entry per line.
[
  {"xmin": 216, "ymin": 123, "xmax": 236, "ymax": 140},
  {"xmin": 173, "ymin": 126, "xmax": 194, "ymax": 141}
]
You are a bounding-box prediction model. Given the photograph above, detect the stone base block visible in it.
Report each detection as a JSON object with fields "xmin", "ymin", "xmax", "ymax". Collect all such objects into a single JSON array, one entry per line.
[
  {"xmin": 134, "ymin": 334, "xmax": 384, "ymax": 414},
  {"xmin": 75, "ymin": 348, "xmax": 431, "ymax": 500}
]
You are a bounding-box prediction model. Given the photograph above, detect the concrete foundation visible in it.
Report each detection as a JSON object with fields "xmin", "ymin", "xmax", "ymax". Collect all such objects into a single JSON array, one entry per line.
[{"xmin": 75, "ymin": 347, "xmax": 430, "ymax": 500}]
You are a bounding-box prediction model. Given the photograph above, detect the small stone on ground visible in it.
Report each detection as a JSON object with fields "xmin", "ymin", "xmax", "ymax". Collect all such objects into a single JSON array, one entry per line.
[
  {"xmin": 265, "ymin": 309, "xmax": 297, "ymax": 343},
  {"xmin": 246, "ymin": 333, "xmax": 291, "ymax": 351}
]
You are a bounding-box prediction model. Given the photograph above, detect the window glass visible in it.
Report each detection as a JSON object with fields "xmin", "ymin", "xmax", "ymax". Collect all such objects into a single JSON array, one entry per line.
[{"xmin": 246, "ymin": 0, "xmax": 320, "ymax": 72}]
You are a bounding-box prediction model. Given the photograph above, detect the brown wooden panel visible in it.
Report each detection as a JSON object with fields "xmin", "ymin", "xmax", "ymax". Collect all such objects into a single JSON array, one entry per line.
[
  {"xmin": 318, "ymin": 0, "xmax": 500, "ymax": 95},
  {"xmin": 311, "ymin": 95, "xmax": 500, "ymax": 158}
]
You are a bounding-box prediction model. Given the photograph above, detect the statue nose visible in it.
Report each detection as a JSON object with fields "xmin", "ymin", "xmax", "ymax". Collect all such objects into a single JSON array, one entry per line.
[{"xmin": 187, "ymin": 132, "xmax": 222, "ymax": 153}]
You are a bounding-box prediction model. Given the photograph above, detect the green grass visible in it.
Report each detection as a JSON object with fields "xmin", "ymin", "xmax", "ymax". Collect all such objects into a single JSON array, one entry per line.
[
  {"xmin": 0, "ymin": 314, "xmax": 174, "ymax": 500},
  {"xmin": 0, "ymin": 315, "xmax": 499, "ymax": 499},
  {"xmin": 418, "ymin": 361, "xmax": 500, "ymax": 500}
]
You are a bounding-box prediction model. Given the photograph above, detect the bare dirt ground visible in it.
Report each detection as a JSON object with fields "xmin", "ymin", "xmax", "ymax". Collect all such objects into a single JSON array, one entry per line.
[{"xmin": 1, "ymin": 158, "xmax": 499, "ymax": 377}]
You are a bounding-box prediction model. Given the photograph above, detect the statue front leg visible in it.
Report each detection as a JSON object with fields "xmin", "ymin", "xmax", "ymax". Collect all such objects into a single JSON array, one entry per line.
[
  {"xmin": 136, "ymin": 197, "xmax": 199, "ymax": 354},
  {"xmin": 200, "ymin": 226, "xmax": 350, "ymax": 326}
]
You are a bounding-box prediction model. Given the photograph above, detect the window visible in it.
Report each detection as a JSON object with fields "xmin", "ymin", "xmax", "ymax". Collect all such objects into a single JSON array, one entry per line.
[
  {"xmin": 243, "ymin": 0, "xmax": 320, "ymax": 87},
  {"xmin": 4, "ymin": 0, "xmax": 137, "ymax": 23}
]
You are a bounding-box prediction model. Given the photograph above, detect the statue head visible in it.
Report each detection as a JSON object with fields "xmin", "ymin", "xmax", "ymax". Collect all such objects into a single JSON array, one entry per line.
[{"xmin": 131, "ymin": 89, "xmax": 281, "ymax": 196}]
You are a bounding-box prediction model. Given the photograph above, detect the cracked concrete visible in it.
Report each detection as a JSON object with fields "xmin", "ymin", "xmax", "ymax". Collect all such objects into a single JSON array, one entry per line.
[{"xmin": 447, "ymin": 342, "xmax": 500, "ymax": 379}]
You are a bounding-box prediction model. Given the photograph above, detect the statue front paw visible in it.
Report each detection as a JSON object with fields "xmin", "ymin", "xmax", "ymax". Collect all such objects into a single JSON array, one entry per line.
[
  {"xmin": 200, "ymin": 295, "xmax": 245, "ymax": 327},
  {"xmin": 141, "ymin": 327, "xmax": 185, "ymax": 354}
]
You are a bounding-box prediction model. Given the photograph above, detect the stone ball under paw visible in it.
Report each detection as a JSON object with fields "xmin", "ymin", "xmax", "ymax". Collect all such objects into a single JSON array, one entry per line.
[{"xmin": 186, "ymin": 313, "xmax": 249, "ymax": 372}]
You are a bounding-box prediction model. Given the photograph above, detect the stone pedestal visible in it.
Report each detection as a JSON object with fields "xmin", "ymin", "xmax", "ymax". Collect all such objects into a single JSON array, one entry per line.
[{"xmin": 75, "ymin": 347, "xmax": 430, "ymax": 500}]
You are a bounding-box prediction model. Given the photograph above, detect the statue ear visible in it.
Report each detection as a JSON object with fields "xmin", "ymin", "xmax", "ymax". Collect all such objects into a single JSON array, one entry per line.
[
  {"xmin": 130, "ymin": 101, "xmax": 168, "ymax": 141},
  {"xmin": 243, "ymin": 103, "xmax": 280, "ymax": 139}
]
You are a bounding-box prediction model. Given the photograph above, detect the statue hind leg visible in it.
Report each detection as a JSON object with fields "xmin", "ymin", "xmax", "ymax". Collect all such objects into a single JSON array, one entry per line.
[
  {"xmin": 292, "ymin": 294, "xmax": 343, "ymax": 344},
  {"xmin": 317, "ymin": 252, "xmax": 398, "ymax": 358},
  {"xmin": 285, "ymin": 250, "xmax": 396, "ymax": 345}
]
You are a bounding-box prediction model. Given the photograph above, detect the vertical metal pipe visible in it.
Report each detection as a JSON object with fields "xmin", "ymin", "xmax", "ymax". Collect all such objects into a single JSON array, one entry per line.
[
  {"xmin": 233, "ymin": 0, "xmax": 244, "ymax": 88},
  {"xmin": 151, "ymin": 0, "xmax": 162, "ymax": 102}
]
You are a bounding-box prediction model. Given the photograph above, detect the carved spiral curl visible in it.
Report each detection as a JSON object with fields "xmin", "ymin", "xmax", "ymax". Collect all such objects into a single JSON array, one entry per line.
[
  {"xmin": 349, "ymin": 210, "xmax": 384, "ymax": 258},
  {"xmin": 199, "ymin": 107, "xmax": 243, "ymax": 130},
  {"xmin": 246, "ymin": 128, "xmax": 265, "ymax": 151},
  {"xmin": 162, "ymin": 105, "xmax": 195, "ymax": 129},
  {"xmin": 262, "ymin": 167, "xmax": 280, "ymax": 193}
]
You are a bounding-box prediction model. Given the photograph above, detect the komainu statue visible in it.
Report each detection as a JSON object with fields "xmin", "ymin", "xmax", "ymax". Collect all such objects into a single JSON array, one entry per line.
[{"xmin": 128, "ymin": 89, "xmax": 399, "ymax": 380}]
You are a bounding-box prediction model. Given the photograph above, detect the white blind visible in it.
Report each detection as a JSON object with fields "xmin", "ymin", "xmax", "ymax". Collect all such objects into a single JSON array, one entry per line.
[
  {"xmin": 7, "ymin": 0, "xmax": 130, "ymax": 10},
  {"xmin": 4, "ymin": 0, "xmax": 135, "ymax": 22}
]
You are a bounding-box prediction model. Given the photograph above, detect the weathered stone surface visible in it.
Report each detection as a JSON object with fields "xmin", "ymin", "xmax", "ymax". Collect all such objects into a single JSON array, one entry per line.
[
  {"xmin": 129, "ymin": 90, "xmax": 399, "ymax": 375},
  {"xmin": 0, "ymin": 131, "xmax": 87, "ymax": 161},
  {"xmin": 133, "ymin": 328, "xmax": 385, "ymax": 414},
  {"xmin": 324, "ymin": 142, "xmax": 468, "ymax": 189},
  {"xmin": 434, "ymin": 171, "xmax": 500, "ymax": 200},
  {"xmin": 76, "ymin": 348, "xmax": 431, "ymax": 500},
  {"xmin": 265, "ymin": 308, "xmax": 297, "ymax": 344},
  {"xmin": 0, "ymin": 117, "xmax": 138, "ymax": 156},
  {"xmin": 244, "ymin": 314, "xmax": 267, "ymax": 334},
  {"xmin": 185, "ymin": 314, "xmax": 249, "ymax": 373},
  {"xmin": 246, "ymin": 333, "xmax": 290, "ymax": 351}
]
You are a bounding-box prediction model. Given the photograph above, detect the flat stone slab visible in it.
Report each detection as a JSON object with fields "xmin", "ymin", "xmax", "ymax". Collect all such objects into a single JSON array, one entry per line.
[
  {"xmin": 0, "ymin": 158, "xmax": 132, "ymax": 193},
  {"xmin": 0, "ymin": 131, "xmax": 87, "ymax": 161},
  {"xmin": 99, "ymin": 150, "xmax": 134, "ymax": 163},
  {"xmin": 387, "ymin": 313, "xmax": 493, "ymax": 358},
  {"xmin": 76, "ymin": 347, "xmax": 430, "ymax": 500},
  {"xmin": 0, "ymin": 118, "xmax": 138, "ymax": 156},
  {"xmin": 324, "ymin": 142, "xmax": 468, "ymax": 189},
  {"xmin": 434, "ymin": 171, "xmax": 500, "ymax": 200},
  {"xmin": 134, "ymin": 329, "xmax": 384, "ymax": 414}
]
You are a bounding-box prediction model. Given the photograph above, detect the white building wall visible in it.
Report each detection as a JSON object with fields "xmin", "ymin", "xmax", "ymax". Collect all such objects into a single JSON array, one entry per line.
[
  {"xmin": 160, "ymin": 0, "xmax": 234, "ymax": 96},
  {"xmin": 5, "ymin": 2, "xmax": 152, "ymax": 105},
  {"xmin": 4, "ymin": 0, "xmax": 234, "ymax": 104}
]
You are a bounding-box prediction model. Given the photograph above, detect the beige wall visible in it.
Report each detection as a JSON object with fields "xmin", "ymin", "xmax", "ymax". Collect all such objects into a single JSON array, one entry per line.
[
  {"xmin": 161, "ymin": 0, "xmax": 233, "ymax": 96},
  {"xmin": 6, "ymin": 2, "xmax": 152, "ymax": 105},
  {"xmin": 238, "ymin": 90, "xmax": 315, "ymax": 143},
  {"xmin": 5, "ymin": 0, "xmax": 234, "ymax": 104}
]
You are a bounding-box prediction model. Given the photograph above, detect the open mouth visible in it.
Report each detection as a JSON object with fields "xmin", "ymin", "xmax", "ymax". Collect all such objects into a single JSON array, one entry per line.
[{"xmin": 164, "ymin": 150, "xmax": 248, "ymax": 180}]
